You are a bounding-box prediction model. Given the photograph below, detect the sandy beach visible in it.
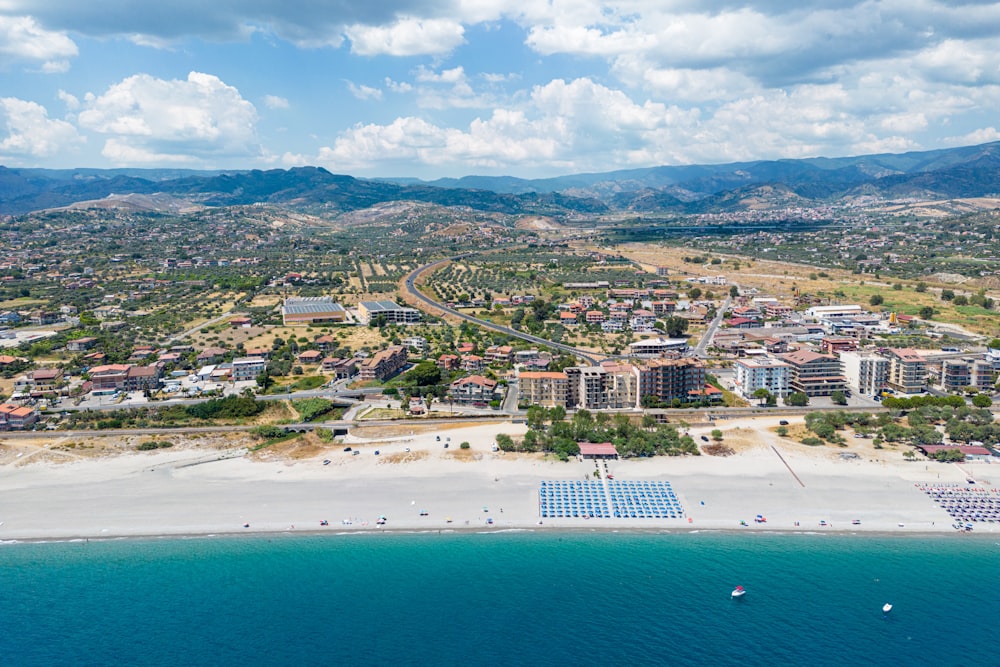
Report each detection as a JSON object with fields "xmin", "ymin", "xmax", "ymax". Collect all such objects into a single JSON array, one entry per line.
[{"xmin": 1, "ymin": 417, "xmax": 997, "ymax": 541}]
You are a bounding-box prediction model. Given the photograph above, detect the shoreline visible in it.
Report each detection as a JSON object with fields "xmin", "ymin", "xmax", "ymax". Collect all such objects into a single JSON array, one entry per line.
[
  {"xmin": 4, "ymin": 524, "xmax": 995, "ymax": 546},
  {"xmin": 1, "ymin": 418, "xmax": 997, "ymax": 542}
]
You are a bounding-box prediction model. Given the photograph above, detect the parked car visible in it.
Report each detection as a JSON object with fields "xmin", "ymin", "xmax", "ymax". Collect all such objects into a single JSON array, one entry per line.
[
  {"xmin": 700, "ymin": 435, "xmax": 709, "ymax": 442},
  {"xmin": 779, "ymin": 420, "xmax": 789, "ymax": 426}
]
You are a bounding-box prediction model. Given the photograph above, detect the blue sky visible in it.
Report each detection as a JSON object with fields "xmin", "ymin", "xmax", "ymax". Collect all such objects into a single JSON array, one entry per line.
[{"xmin": 2, "ymin": 1, "xmax": 1000, "ymax": 179}]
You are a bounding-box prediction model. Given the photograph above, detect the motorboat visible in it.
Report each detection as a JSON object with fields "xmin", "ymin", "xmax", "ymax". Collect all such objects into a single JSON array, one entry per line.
[
  {"xmin": 882, "ymin": 603, "xmax": 892, "ymax": 614},
  {"xmin": 731, "ymin": 585, "xmax": 746, "ymax": 598}
]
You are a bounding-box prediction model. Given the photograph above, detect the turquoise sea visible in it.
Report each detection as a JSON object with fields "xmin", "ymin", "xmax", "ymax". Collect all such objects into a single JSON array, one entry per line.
[{"xmin": 2, "ymin": 532, "xmax": 998, "ymax": 666}]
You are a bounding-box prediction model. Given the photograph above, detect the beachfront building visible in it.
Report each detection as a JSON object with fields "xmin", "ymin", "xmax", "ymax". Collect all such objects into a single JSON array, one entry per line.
[
  {"xmin": 840, "ymin": 351, "xmax": 891, "ymax": 396},
  {"xmin": 0, "ymin": 403, "xmax": 38, "ymax": 430},
  {"xmin": 628, "ymin": 337, "xmax": 689, "ymax": 358},
  {"xmin": 778, "ymin": 350, "xmax": 846, "ymax": 397},
  {"xmin": 449, "ymin": 375, "xmax": 499, "ymax": 405},
  {"xmin": 518, "ymin": 371, "xmax": 570, "ymax": 407},
  {"xmin": 733, "ymin": 357, "xmax": 791, "ymax": 399},
  {"xmin": 939, "ymin": 358, "xmax": 993, "ymax": 393},
  {"xmin": 281, "ymin": 297, "xmax": 347, "ymax": 326},
  {"xmin": 232, "ymin": 357, "xmax": 267, "ymax": 382},
  {"xmin": 885, "ymin": 348, "xmax": 928, "ymax": 394},
  {"xmin": 89, "ymin": 364, "xmax": 131, "ymax": 395},
  {"xmin": 358, "ymin": 345, "xmax": 408, "ymax": 381},
  {"xmin": 565, "ymin": 364, "xmax": 639, "ymax": 410},
  {"xmin": 125, "ymin": 365, "xmax": 162, "ymax": 392},
  {"xmin": 357, "ymin": 300, "xmax": 421, "ymax": 325},
  {"xmin": 636, "ymin": 358, "xmax": 707, "ymax": 403}
]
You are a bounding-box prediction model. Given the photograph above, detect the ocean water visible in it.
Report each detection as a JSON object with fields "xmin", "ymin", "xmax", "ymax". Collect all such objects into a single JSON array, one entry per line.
[{"xmin": 2, "ymin": 532, "xmax": 998, "ymax": 667}]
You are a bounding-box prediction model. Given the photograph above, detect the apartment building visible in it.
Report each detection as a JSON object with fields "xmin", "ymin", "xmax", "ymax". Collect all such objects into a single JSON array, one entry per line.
[
  {"xmin": 358, "ymin": 346, "xmax": 408, "ymax": 382},
  {"xmin": 778, "ymin": 350, "xmax": 846, "ymax": 397},
  {"xmin": 733, "ymin": 357, "xmax": 791, "ymax": 398},
  {"xmin": 517, "ymin": 371, "xmax": 570, "ymax": 407}
]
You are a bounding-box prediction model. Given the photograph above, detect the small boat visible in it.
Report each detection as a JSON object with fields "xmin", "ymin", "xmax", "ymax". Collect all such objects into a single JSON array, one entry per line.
[
  {"xmin": 882, "ymin": 603, "xmax": 892, "ymax": 614},
  {"xmin": 731, "ymin": 585, "xmax": 746, "ymax": 598},
  {"xmin": 319, "ymin": 520, "xmax": 329, "ymax": 526}
]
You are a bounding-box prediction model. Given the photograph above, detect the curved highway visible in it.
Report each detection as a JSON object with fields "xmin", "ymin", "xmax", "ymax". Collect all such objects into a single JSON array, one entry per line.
[{"xmin": 404, "ymin": 257, "xmax": 602, "ymax": 365}]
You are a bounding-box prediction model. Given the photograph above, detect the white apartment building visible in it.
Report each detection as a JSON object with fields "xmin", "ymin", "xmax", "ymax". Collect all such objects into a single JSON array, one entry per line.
[
  {"xmin": 734, "ymin": 357, "xmax": 791, "ymax": 398},
  {"xmin": 840, "ymin": 351, "xmax": 891, "ymax": 396}
]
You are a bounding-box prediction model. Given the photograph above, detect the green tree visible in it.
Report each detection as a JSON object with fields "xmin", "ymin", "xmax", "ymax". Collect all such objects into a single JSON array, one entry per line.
[
  {"xmin": 752, "ymin": 388, "xmax": 772, "ymax": 406},
  {"xmin": 785, "ymin": 392, "xmax": 809, "ymax": 407},
  {"xmin": 919, "ymin": 306, "xmax": 934, "ymax": 319},
  {"xmin": 915, "ymin": 282, "xmax": 927, "ymax": 293},
  {"xmin": 831, "ymin": 390, "xmax": 848, "ymax": 406},
  {"xmin": 711, "ymin": 429, "xmax": 723, "ymax": 442},
  {"xmin": 661, "ymin": 315, "xmax": 690, "ymax": 338},
  {"xmin": 495, "ymin": 433, "xmax": 514, "ymax": 451},
  {"xmin": 972, "ymin": 394, "xmax": 993, "ymax": 408},
  {"xmin": 406, "ymin": 361, "xmax": 441, "ymax": 387},
  {"xmin": 869, "ymin": 294, "xmax": 884, "ymax": 306}
]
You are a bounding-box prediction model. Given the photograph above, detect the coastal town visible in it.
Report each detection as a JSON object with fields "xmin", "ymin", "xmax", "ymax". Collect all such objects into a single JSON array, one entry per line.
[{"xmin": 1, "ymin": 202, "xmax": 999, "ymax": 539}]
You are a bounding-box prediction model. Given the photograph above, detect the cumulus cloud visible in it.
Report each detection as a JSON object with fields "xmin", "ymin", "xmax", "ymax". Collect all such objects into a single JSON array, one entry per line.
[
  {"xmin": 3, "ymin": 1, "xmax": 471, "ymax": 54},
  {"xmin": 263, "ymin": 94, "xmax": 290, "ymax": 109},
  {"xmin": 0, "ymin": 14, "xmax": 77, "ymax": 70},
  {"xmin": 0, "ymin": 97, "xmax": 84, "ymax": 160},
  {"xmin": 345, "ymin": 17, "xmax": 465, "ymax": 56},
  {"xmin": 76, "ymin": 72, "xmax": 262, "ymax": 164},
  {"xmin": 346, "ymin": 82, "xmax": 383, "ymax": 101}
]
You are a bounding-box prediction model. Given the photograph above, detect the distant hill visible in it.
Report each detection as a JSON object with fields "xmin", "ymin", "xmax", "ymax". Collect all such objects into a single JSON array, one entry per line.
[{"xmin": 2, "ymin": 141, "xmax": 999, "ymax": 216}]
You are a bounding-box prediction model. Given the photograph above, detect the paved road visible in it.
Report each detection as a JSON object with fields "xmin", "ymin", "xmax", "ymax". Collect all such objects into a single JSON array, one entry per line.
[
  {"xmin": 692, "ymin": 294, "xmax": 731, "ymax": 357},
  {"xmin": 403, "ymin": 257, "xmax": 602, "ymax": 365}
]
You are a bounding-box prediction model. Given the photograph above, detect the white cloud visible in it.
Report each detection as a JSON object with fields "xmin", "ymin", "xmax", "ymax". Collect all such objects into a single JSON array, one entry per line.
[
  {"xmin": 944, "ymin": 126, "xmax": 1000, "ymax": 147},
  {"xmin": 57, "ymin": 89, "xmax": 80, "ymax": 110},
  {"xmin": 345, "ymin": 17, "xmax": 465, "ymax": 56},
  {"xmin": 0, "ymin": 15, "xmax": 77, "ymax": 68},
  {"xmin": 263, "ymin": 94, "xmax": 290, "ymax": 109},
  {"xmin": 0, "ymin": 97, "xmax": 84, "ymax": 160},
  {"xmin": 77, "ymin": 72, "xmax": 262, "ymax": 165},
  {"xmin": 346, "ymin": 82, "xmax": 383, "ymax": 100}
]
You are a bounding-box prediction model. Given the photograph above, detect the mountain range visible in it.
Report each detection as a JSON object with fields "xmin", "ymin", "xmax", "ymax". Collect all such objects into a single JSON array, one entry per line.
[{"xmin": 2, "ymin": 141, "xmax": 999, "ymax": 217}]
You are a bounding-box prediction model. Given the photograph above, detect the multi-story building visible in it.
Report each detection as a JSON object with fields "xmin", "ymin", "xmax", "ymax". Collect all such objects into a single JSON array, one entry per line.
[
  {"xmin": 321, "ymin": 357, "xmax": 357, "ymax": 379},
  {"xmin": 733, "ymin": 358, "xmax": 791, "ymax": 398},
  {"xmin": 0, "ymin": 403, "xmax": 38, "ymax": 430},
  {"xmin": 125, "ymin": 365, "xmax": 161, "ymax": 392},
  {"xmin": 517, "ymin": 371, "xmax": 570, "ymax": 407},
  {"xmin": 840, "ymin": 351, "xmax": 890, "ymax": 396},
  {"xmin": 565, "ymin": 364, "xmax": 639, "ymax": 410},
  {"xmin": 940, "ymin": 357, "xmax": 993, "ymax": 393},
  {"xmin": 885, "ymin": 348, "xmax": 928, "ymax": 394},
  {"xmin": 636, "ymin": 358, "xmax": 706, "ymax": 403},
  {"xmin": 358, "ymin": 345, "xmax": 408, "ymax": 382},
  {"xmin": 485, "ymin": 345, "xmax": 514, "ymax": 365},
  {"xmin": 232, "ymin": 357, "xmax": 267, "ymax": 382},
  {"xmin": 628, "ymin": 338, "xmax": 690, "ymax": 358},
  {"xmin": 357, "ymin": 300, "xmax": 421, "ymax": 325},
  {"xmin": 778, "ymin": 350, "xmax": 846, "ymax": 397},
  {"xmin": 89, "ymin": 364, "xmax": 131, "ymax": 394},
  {"xmin": 449, "ymin": 375, "xmax": 498, "ymax": 405}
]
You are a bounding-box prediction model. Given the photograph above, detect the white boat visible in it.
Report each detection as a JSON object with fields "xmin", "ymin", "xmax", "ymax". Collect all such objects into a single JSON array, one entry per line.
[
  {"xmin": 882, "ymin": 603, "xmax": 892, "ymax": 614},
  {"xmin": 731, "ymin": 585, "xmax": 746, "ymax": 598}
]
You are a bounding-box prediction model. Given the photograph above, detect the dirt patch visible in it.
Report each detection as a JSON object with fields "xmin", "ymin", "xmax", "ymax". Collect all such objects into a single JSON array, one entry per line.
[
  {"xmin": 380, "ymin": 450, "xmax": 430, "ymax": 464},
  {"xmin": 444, "ymin": 448, "xmax": 484, "ymax": 462},
  {"xmin": 350, "ymin": 421, "xmax": 505, "ymax": 440},
  {"xmin": 702, "ymin": 443, "xmax": 735, "ymax": 456}
]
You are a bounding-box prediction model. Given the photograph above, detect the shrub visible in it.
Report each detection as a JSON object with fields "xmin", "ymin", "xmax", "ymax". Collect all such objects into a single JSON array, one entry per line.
[{"xmin": 460, "ymin": 441, "xmax": 470, "ymax": 449}]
